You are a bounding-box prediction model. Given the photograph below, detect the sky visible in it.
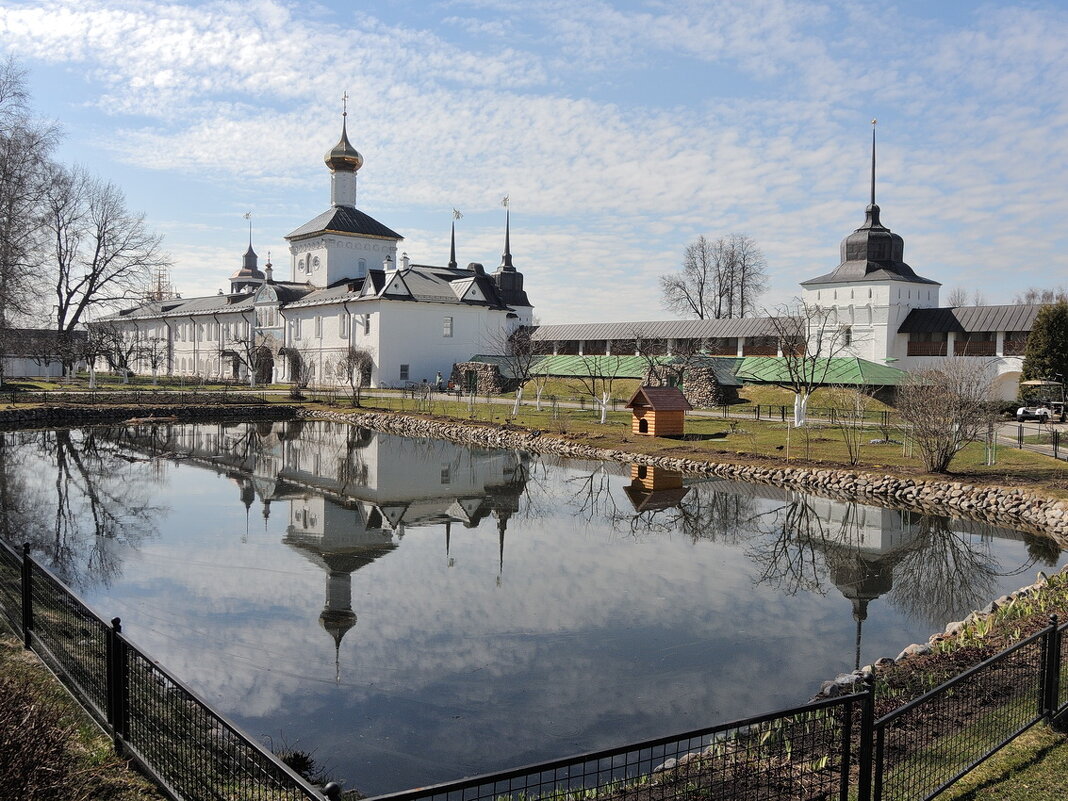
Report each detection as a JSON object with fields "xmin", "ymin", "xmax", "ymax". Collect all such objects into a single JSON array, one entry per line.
[{"xmin": 1, "ymin": 0, "xmax": 1067, "ymax": 324}]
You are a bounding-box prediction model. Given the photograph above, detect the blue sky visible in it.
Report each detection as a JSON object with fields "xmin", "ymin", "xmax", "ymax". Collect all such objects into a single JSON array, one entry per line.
[{"xmin": 2, "ymin": 0, "xmax": 1067, "ymax": 323}]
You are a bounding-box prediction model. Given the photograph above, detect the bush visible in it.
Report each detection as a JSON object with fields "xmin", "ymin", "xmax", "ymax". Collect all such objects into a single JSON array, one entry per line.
[{"xmin": 0, "ymin": 673, "xmax": 91, "ymax": 800}]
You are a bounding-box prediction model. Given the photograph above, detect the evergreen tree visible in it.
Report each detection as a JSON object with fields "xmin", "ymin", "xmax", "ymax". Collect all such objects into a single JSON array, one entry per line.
[{"xmin": 1021, "ymin": 301, "xmax": 1068, "ymax": 394}]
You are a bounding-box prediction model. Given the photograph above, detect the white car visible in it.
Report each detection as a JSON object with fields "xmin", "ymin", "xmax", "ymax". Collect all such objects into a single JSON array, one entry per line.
[{"xmin": 1017, "ymin": 403, "xmax": 1066, "ymax": 423}]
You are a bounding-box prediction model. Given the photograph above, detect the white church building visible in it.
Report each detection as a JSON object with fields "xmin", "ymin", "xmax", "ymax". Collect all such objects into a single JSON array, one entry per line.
[{"xmin": 97, "ymin": 114, "xmax": 533, "ymax": 388}]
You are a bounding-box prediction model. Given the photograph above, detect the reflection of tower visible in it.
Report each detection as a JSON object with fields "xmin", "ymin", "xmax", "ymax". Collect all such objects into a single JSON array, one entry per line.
[
  {"xmin": 287, "ymin": 541, "xmax": 395, "ymax": 684},
  {"xmin": 823, "ymin": 550, "xmax": 895, "ymax": 670}
]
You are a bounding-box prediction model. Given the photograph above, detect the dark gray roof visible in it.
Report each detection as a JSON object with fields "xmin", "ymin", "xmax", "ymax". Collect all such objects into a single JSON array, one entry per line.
[
  {"xmin": 898, "ymin": 304, "xmax": 1046, "ymax": 334},
  {"xmin": 286, "ymin": 206, "xmax": 402, "ymax": 241},
  {"xmin": 281, "ymin": 265, "xmax": 510, "ymax": 310},
  {"xmin": 802, "ymin": 204, "xmax": 938, "ymax": 287},
  {"xmin": 530, "ymin": 318, "xmax": 779, "ymax": 342}
]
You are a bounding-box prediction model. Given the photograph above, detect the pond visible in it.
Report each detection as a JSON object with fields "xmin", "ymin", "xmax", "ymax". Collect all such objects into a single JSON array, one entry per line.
[{"xmin": 0, "ymin": 421, "xmax": 1064, "ymax": 795}]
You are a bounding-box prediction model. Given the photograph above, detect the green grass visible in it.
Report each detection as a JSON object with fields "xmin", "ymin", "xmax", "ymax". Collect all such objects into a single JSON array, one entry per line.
[{"xmin": 939, "ymin": 723, "xmax": 1068, "ymax": 800}]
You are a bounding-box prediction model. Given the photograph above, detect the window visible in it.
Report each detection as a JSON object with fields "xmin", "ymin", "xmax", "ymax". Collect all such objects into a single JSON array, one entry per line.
[
  {"xmin": 842, "ymin": 326, "xmax": 852, "ymax": 346},
  {"xmin": 314, "ymin": 316, "xmax": 322, "ymax": 337},
  {"xmin": 443, "ymin": 316, "xmax": 453, "ymax": 337},
  {"xmin": 400, "ymin": 364, "xmax": 409, "ymax": 381},
  {"xmin": 339, "ymin": 313, "xmax": 348, "ymax": 337},
  {"xmin": 440, "ymin": 466, "xmax": 451, "ymax": 485},
  {"xmin": 363, "ymin": 314, "xmax": 371, "ymax": 335},
  {"xmin": 295, "ymin": 318, "xmax": 302, "ymax": 339}
]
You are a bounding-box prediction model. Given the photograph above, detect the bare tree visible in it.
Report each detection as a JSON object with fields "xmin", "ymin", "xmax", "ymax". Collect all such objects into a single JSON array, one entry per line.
[
  {"xmin": 569, "ymin": 355, "xmax": 624, "ymax": 424},
  {"xmin": 659, "ymin": 234, "xmax": 767, "ymax": 320},
  {"xmin": 224, "ymin": 320, "xmax": 273, "ymax": 387},
  {"xmin": 486, "ymin": 325, "xmax": 548, "ymax": 416},
  {"xmin": 946, "ymin": 287, "xmax": 988, "ymax": 307},
  {"xmin": 335, "ymin": 345, "xmax": 373, "ymax": 406},
  {"xmin": 761, "ymin": 299, "xmax": 855, "ymax": 427},
  {"xmin": 45, "ymin": 163, "xmax": 169, "ymax": 335},
  {"xmin": 1014, "ymin": 286, "xmax": 1068, "ymax": 305},
  {"xmin": 825, "ymin": 385, "xmax": 877, "ymax": 466},
  {"xmin": 897, "ymin": 358, "xmax": 997, "ymax": 473},
  {"xmin": 0, "ymin": 59, "xmax": 58, "ymax": 332},
  {"xmin": 95, "ymin": 321, "xmax": 141, "ymax": 383},
  {"xmin": 141, "ymin": 335, "xmax": 168, "ymax": 385}
]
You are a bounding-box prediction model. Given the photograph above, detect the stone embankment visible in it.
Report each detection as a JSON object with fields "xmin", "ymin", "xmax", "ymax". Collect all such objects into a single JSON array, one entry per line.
[
  {"xmin": 300, "ymin": 408, "xmax": 1068, "ymax": 546},
  {"xmin": 0, "ymin": 402, "xmax": 295, "ymax": 429}
]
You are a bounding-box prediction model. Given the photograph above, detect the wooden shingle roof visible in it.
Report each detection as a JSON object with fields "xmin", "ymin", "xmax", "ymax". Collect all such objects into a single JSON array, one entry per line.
[{"xmin": 626, "ymin": 385, "xmax": 693, "ymax": 411}]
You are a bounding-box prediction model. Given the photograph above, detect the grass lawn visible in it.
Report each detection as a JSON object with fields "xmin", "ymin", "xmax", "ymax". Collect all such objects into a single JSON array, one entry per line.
[{"xmin": 939, "ymin": 724, "xmax": 1068, "ymax": 800}]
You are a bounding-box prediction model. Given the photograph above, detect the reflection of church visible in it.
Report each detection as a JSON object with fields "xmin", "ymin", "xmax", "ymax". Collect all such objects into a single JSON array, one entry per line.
[{"xmin": 109, "ymin": 420, "xmax": 528, "ymax": 677}]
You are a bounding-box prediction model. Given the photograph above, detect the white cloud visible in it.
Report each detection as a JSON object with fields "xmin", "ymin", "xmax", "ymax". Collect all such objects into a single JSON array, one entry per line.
[{"xmin": 2, "ymin": 0, "xmax": 1068, "ymax": 320}]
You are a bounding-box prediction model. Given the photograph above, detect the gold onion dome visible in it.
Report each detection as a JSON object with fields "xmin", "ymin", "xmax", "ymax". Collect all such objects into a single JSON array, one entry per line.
[{"xmin": 325, "ymin": 117, "xmax": 363, "ymax": 172}]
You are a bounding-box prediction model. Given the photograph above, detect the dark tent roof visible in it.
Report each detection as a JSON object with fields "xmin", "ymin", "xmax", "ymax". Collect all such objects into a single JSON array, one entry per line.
[
  {"xmin": 286, "ymin": 206, "xmax": 402, "ymax": 241},
  {"xmin": 626, "ymin": 385, "xmax": 693, "ymax": 411}
]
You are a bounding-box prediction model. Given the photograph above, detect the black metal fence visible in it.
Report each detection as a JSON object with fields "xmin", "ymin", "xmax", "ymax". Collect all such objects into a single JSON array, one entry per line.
[
  {"xmin": 4, "ymin": 533, "xmax": 1068, "ymax": 801},
  {"xmin": 1012, "ymin": 423, "xmax": 1064, "ymax": 460},
  {"xmin": 0, "ymin": 539, "xmax": 329, "ymax": 801},
  {"xmin": 369, "ymin": 692, "xmax": 870, "ymax": 801}
]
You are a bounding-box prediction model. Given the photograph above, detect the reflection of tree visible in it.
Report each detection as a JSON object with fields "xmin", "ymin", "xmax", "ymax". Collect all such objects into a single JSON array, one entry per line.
[
  {"xmin": 566, "ymin": 464, "xmax": 620, "ymax": 523},
  {"xmin": 886, "ymin": 516, "xmax": 1001, "ymax": 630},
  {"xmin": 0, "ymin": 429, "xmax": 163, "ymax": 588},
  {"xmin": 746, "ymin": 495, "xmax": 834, "ymax": 597}
]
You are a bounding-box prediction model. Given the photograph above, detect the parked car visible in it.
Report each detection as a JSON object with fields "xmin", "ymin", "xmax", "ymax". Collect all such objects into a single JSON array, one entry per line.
[{"xmin": 1017, "ymin": 402, "xmax": 1066, "ymax": 423}]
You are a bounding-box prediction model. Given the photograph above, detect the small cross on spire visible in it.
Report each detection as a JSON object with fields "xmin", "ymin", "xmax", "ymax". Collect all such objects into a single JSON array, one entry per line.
[{"xmin": 342, "ymin": 90, "xmax": 349, "ymax": 117}]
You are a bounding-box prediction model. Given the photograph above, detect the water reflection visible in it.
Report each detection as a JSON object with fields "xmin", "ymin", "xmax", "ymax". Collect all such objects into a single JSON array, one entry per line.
[{"xmin": 0, "ymin": 421, "xmax": 1062, "ymax": 793}]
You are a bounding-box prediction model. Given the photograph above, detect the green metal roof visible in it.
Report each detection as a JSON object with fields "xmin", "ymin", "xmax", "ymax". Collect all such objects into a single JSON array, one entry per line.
[
  {"xmin": 734, "ymin": 356, "xmax": 909, "ymax": 386},
  {"xmin": 465, "ymin": 354, "xmax": 743, "ymax": 386}
]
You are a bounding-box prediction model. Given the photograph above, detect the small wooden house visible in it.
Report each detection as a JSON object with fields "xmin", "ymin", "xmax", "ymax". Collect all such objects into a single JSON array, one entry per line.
[{"xmin": 625, "ymin": 385, "xmax": 692, "ymax": 436}]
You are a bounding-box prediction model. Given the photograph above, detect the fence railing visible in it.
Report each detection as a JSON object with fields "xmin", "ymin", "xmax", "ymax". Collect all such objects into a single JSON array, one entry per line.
[
  {"xmin": 4, "ymin": 533, "xmax": 1068, "ymax": 801},
  {"xmin": 1009, "ymin": 422, "xmax": 1065, "ymax": 461},
  {"xmin": 0, "ymin": 540, "xmax": 333, "ymax": 801}
]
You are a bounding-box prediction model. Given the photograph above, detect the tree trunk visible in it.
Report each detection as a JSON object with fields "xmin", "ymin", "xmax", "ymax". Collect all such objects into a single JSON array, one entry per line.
[
  {"xmin": 793, "ymin": 391, "xmax": 809, "ymax": 428},
  {"xmin": 599, "ymin": 391, "xmax": 610, "ymax": 424},
  {"xmin": 511, "ymin": 384, "xmax": 524, "ymax": 416}
]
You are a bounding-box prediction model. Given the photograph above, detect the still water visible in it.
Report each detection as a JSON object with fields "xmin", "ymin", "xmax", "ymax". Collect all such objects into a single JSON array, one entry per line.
[{"xmin": 0, "ymin": 421, "xmax": 1064, "ymax": 794}]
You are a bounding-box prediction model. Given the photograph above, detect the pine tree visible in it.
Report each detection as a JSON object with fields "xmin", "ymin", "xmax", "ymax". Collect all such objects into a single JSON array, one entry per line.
[{"xmin": 1021, "ymin": 301, "xmax": 1068, "ymax": 393}]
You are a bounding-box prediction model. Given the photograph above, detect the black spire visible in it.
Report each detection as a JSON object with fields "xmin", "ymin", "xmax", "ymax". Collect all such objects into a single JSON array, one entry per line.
[
  {"xmin": 870, "ymin": 119, "xmax": 877, "ymax": 208},
  {"xmin": 448, "ymin": 220, "xmax": 457, "ymax": 270},
  {"xmin": 501, "ymin": 197, "xmax": 513, "ymax": 269}
]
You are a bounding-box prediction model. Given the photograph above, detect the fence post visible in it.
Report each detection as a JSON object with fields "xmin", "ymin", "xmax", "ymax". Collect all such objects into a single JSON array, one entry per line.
[
  {"xmin": 20, "ymin": 543, "xmax": 32, "ymax": 649},
  {"xmin": 1018, "ymin": 424, "xmax": 1024, "ymax": 449},
  {"xmin": 106, "ymin": 617, "xmax": 129, "ymax": 752},
  {"xmin": 857, "ymin": 674, "xmax": 876, "ymax": 801},
  {"xmin": 780, "ymin": 405, "xmax": 786, "ymax": 422},
  {"xmin": 1044, "ymin": 614, "xmax": 1060, "ymax": 720}
]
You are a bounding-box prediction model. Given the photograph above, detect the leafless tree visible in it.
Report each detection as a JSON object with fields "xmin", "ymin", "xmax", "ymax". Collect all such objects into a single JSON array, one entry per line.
[
  {"xmin": 946, "ymin": 287, "xmax": 988, "ymax": 307},
  {"xmin": 0, "ymin": 59, "xmax": 58, "ymax": 335},
  {"xmin": 897, "ymin": 358, "xmax": 997, "ymax": 473},
  {"xmin": 44, "ymin": 164, "xmax": 169, "ymax": 334},
  {"xmin": 761, "ymin": 299, "xmax": 855, "ymax": 427},
  {"xmin": 1014, "ymin": 286, "xmax": 1068, "ymax": 305},
  {"xmin": 825, "ymin": 385, "xmax": 877, "ymax": 466},
  {"xmin": 94, "ymin": 321, "xmax": 141, "ymax": 383},
  {"xmin": 570, "ymin": 354, "xmax": 624, "ymax": 424},
  {"xmin": 659, "ymin": 234, "xmax": 767, "ymax": 320},
  {"xmin": 335, "ymin": 345, "xmax": 374, "ymax": 406},
  {"xmin": 141, "ymin": 335, "xmax": 168, "ymax": 385},
  {"xmin": 224, "ymin": 320, "xmax": 273, "ymax": 387}
]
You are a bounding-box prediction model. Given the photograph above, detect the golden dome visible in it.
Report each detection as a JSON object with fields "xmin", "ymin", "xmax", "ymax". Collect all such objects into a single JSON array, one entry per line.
[{"xmin": 325, "ymin": 117, "xmax": 363, "ymax": 172}]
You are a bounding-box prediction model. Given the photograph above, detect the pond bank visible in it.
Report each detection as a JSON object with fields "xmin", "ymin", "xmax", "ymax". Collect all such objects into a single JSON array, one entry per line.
[
  {"xmin": 1, "ymin": 400, "xmax": 1064, "ymax": 544},
  {"xmin": 297, "ymin": 407, "xmax": 1068, "ymax": 547}
]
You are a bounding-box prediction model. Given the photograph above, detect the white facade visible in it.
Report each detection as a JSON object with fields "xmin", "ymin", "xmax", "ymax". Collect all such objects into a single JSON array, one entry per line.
[{"xmin": 96, "ymin": 118, "xmax": 533, "ymax": 388}]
